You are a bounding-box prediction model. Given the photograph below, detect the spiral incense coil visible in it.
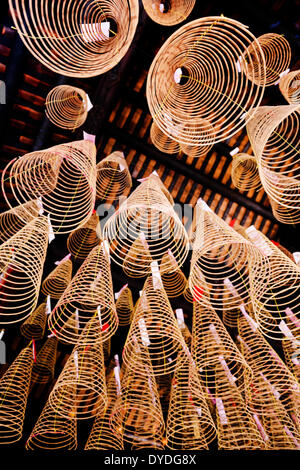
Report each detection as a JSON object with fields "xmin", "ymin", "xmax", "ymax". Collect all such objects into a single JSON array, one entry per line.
[
  {"xmin": 2, "ymin": 140, "xmax": 97, "ymax": 234},
  {"xmin": 166, "ymin": 353, "xmax": 216, "ymax": 450},
  {"xmin": 150, "ymin": 121, "xmax": 180, "ymax": 154},
  {"xmin": 48, "ymin": 317, "xmax": 107, "ymax": 420},
  {"xmin": 192, "ymin": 302, "xmax": 252, "ymax": 399},
  {"xmin": 241, "ymin": 33, "xmax": 291, "ymax": 86},
  {"xmin": 282, "ymin": 339, "xmax": 300, "ymax": 382},
  {"xmin": 231, "ymin": 153, "xmax": 262, "ymax": 191},
  {"xmin": 279, "ymin": 70, "xmax": 300, "ymax": 105},
  {"xmin": 48, "ymin": 243, "xmax": 118, "ymax": 345},
  {"xmin": 123, "ymin": 275, "xmax": 188, "ymax": 377},
  {"xmin": 146, "ymin": 16, "xmax": 265, "ymax": 147},
  {"xmin": 237, "ymin": 315, "xmax": 300, "ymax": 415},
  {"xmin": 160, "ymin": 251, "xmax": 188, "ymax": 298},
  {"xmin": 142, "ymin": 0, "xmax": 195, "ymax": 26},
  {"xmin": 96, "ymin": 151, "xmax": 132, "ymax": 202},
  {"xmin": 179, "ymin": 119, "xmax": 216, "ymax": 157},
  {"xmin": 41, "ymin": 259, "xmax": 72, "ymax": 300},
  {"xmin": 103, "ymin": 173, "xmax": 189, "ymax": 277},
  {"xmin": 183, "ymin": 284, "xmax": 194, "ymax": 303},
  {"xmin": 45, "ymin": 85, "xmax": 88, "ymax": 130},
  {"xmin": 26, "ymin": 400, "xmax": 77, "ymax": 450},
  {"xmin": 261, "ymin": 410, "xmax": 300, "ymax": 450},
  {"xmin": 20, "ymin": 302, "xmax": 47, "ymax": 340},
  {"xmin": 0, "ymin": 345, "xmax": 33, "ymax": 444},
  {"xmin": 246, "ymin": 104, "xmax": 300, "ymax": 224},
  {"xmin": 67, "ymin": 211, "xmax": 102, "ymax": 260},
  {"xmin": 0, "ymin": 216, "xmax": 49, "ymax": 326},
  {"xmin": 0, "ymin": 200, "xmax": 41, "ymax": 245},
  {"xmin": 116, "ymin": 286, "xmax": 134, "ymax": 326},
  {"xmin": 9, "ymin": 0, "xmax": 139, "ymax": 78},
  {"xmin": 31, "ymin": 337, "xmax": 58, "ymax": 384}
]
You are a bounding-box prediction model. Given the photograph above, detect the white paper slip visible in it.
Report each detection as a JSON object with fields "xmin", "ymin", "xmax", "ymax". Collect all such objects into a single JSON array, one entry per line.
[
  {"xmin": 75, "ymin": 308, "xmax": 80, "ymax": 330},
  {"xmin": 37, "ymin": 197, "xmax": 44, "ymax": 215},
  {"xmin": 230, "ymin": 147, "xmax": 239, "ymax": 156},
  {"xmin": 196, "ymin": 198, "xmax": 213, "ymax": 213},
  {"xmin": 80, "ymin": 23, "xmax": 102, "ymax": 43},
  {"xmin": 138, "ymin": 317, "xmax": 150, "ymax": 347},
  {"xmin": 114, "ymin": 366, "xmax": 121, "ymax": 396},
  {"xmin": 47, "ymin": 214, "xmax": 55, "ymax": 244},
  {"xmin": 0, "ymin": 330, "xmax": 4, "ymax": 341},
  {"xmin": 216, "ymin": 398, "xmax": 228, "ymax": 425},
  {"xmin": 245, "ymin": 225, "xmax": 273, "ymax": 256},
  {"xmin": 45, "ymin": 295, "xmax": 52, "ymax": 315},
  {"xmin": 97, "ymin": 305, "xmax": 102, "ymax": 329},
  {"xmin": 137, "ymin": 170, "xmax": 159, "ymax": 182},
  {"xmin": 115, "ymin": 284, "xmax": 128, "ymax": 300},
  {"xmin": 279, "ymin": 320, "xmax": 295, "ymax": 340},
  {"xmin": 224, "ymin": 278, "xmax": 238, "ymax": 297},
  {"xmin": 239, "ymin": 304, "xmax": 258, "ymax": 332},
  {"xmin": 55, "ymin": 253, "xmax": 71, "ymax": 266},
  {"xmin": 114, "ymin": 354, "xmax": 120, "ymax": 370},
  {"xmin": 85, "ymin": 94, "xmax": 93, "ymax": 112},
  {"xmin": 74, "ymin": 350, "xmax": 79, "ymax": 380},
  {"xmin": 151, "ymin": 261, "xmax": 162, "ymax": 289},
  {"xmin": 102, "ymin": 240, "xmax": 111, "ymax": 264},
  {"xmin": 83, "ymin": 131, "xmax": 96, "ymax": 144},
  {"xmin": 274, "ymin": 68, "xmax": 290, "ymax": 85},
  {"xmin": 209, "ymin": 323, "xmax": 221, "ymax": 344},
  {"xmin": 175, "ymin": 308, "xmax": 185, "ymax": 330},
  {"xmin": 253, "ymin": 414, "xmax": 269, "ymax": 442},
  {"xmin": 219, "ymin": 355, "xmax": 237, "ymax": 385},
  {"xmin": 293, "ymin": 252, "xmax": 300, "ymax": 265}
]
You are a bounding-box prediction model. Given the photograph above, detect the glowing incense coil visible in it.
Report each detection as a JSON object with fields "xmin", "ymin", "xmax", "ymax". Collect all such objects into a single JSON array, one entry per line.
[
  {"xmin": 123, "ymin": 275, "xmax": 188, "ymax": 377},
  {"xmin": 150, "ymin": 121, "xmax": 180, "ymax": 154},
  {"xmin": 166, "ymin": 354, "xmax": 216, "ymax": 449},
  {"xmin": 261, "ymin": 411, "xmax": 300, "ymax": 450},
  {"xmin": 147, "ymin": 16, "xmax": 265, "ymax": 147},
  {"xmin": 246, "ymin": 104, "xmax": 300, "ymax": 224},
  {"xmin": 31, "ymin": 337, "xmax": 58, "ymax": 384},
  {"xmin": 142, "ymin": 0, "xmax": 195, "ymax": 26},
  {"xmin": 20, "ymin": 302, "xmax": 47, "ymax": 340},
  {"xmin": 96, "ymin": 151, "xmax": 132, "ymax": 202},
  {"xmin": 160, "ymin": 251, "xmax": 188, "ymax": 298},
  {"xmin": 279, "ymin": 70, "xmax": 300, "ymax": 105},
  {"xmin": 26, "ymin": 400, "xmax": 77, "ymax": 450},
  {"xmin": 116, "ymin": 286, "xmax": 134, "ymax": 327},
  {"xmin": 0, "ymin": 200, "xmax": 40, "ymax": 245},
  {"xmin": 67, "ymin": 211, "xmax": 102, "ymax": 260},
  {"xmin": 0, "ymin": 216, "xmax": 49, "ymax": 326},
  {"xmin": 48, "ymin": 243, "xmax": 118, "ymax": 345},
  {"xmin": 41, "ymin": 259, "xmax": 72, "ymax": 299},
  {"xmin": 103, "ymin": 173, "xmax": 189, "ymax": 277},
  {"xmin": 0, "ymin": 345, "xmax": 33, "ymax": 444},
  {"xmin": 9, "ymin": 0, "xmax": 139, "ymax": 78},
  {"xmin": 241, "ymin": 33, "xmax": 291, "ymax": 86},
  {"xmin": 2, "ymin": 140, "xmax": 97, "ymax": 234},
  {"xmin": 45, "ymin": 85, "xmax": 88, "ymax": 130},
  {"xmin": 192, "ymin": 302, "xmax": 252, "ymax": 399},
  {"xmin": 48, "ymin": 318, "xmax": 107, "ymax": 420},
  {"xmin": 231, "ymin": 153, "xmax": 262, "ymax": 191}
]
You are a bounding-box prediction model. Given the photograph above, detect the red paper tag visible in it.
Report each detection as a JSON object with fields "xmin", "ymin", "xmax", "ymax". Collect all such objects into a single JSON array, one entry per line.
[
  {"xmin": 101, "ymin": 323, "xmax": 109, "ymax": 332},
  {"xmin": 32, "ymin": 340, "xmax": 36, "ymax": 362},
  {"xmin": 229, "ymin": 219, "xmax": 236, "ymax": 227},
  {"xmin": 193, "ymin": 286, "xmax": 203, "ymax": 302},
  {"xmin": 271, "ymin": 240, "xmax": 279, "ymax": 246}
]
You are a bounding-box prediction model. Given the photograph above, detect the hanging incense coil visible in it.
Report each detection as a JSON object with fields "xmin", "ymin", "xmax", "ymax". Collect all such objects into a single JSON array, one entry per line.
[
  {"xmin": 179, "ymin": 119, "xmax": 216, "ymax": 157},
  {"xmin": 231, "ymin": 153, "xmax": 262, "ymax": 191},
  {"xmin": 150, "ymin": 121, "xmax": 180, "ymax": 154},
  {"xmin": 160, "ymin": 251, "xmax": 188, "ymax": 298},
  {"xmin": 45, "ymin": 85, "xmax": 88, "ymax": 130},
  {"xmin": 142, "ymin": 0, "xmax": 195, "ymax": 26},
  {"xmin": 192, "ymin": 302, "xmax": 252, "ymax": 399},
  {"xmin": 246, "ymin": 104, "xmax": 300, "ymax": 224},
  {"xmin": 279, "ymin": 70, "xmax": 300, "ymax": 105},
  {"xmin": 2, "ymin": 140, "xmax": 97, "ymax": 234},
  {"xmin": 26, "ymin": 400, "xmax": 77, "ymax": 450},
  {"xmin": 42, "ymin": 259, "xmax": 72, "ymax": 300},
  {"xmin": 261, "ymin": 409, "xmax": 300, "ymax": 450},
  {"xmin": 96, "ymin": 151, "xmax": 132, "ymax": 202},
  {"xmin": 0, "ymin": 200, "xmax": 41, "ymax": 245},
  {"xmin": 9, "ymin": 0, "xmax": 139, "ymax": 78},
  {"xmin": 48, "ymin": 243, "xmax": 118, "ymax": 345},
  {"xmin": 146, "ymin": 16, "xmax": 265, "ymax": 147},
  {"xmin": 48, "ymin": 318, "xmax": 107, "ymax": 420},
  {"xmin": 0, "ymin": 216, "xmax": 49, "ymax": 326},
  {"xmin": 20, "ymin": 302, "xmax": 47, "ymax": 340},
  {"xmin": 31, "ymin": 337, "xmax": 58, "ymax": 384},
  {"xmin": 103, "ymin": 173, "xmax": 189, "ymax": 277},
  {"xmin": 116, "ymin": 286, "xmax": 134, "ymax": 327},
  {"xmin": 0, "ymin": 345, "xmax": 33, "ymax": 444},
  {"xmin": 241, "ymin": 33, "xmax": 291, "ymax": 86},
  {"xmin": 67, "ymin": 211, "xmax": 102, "ymax": 260},
  {"xmin": 166, "ymin": 353, "xmax": 216, "ymax": 450},
  {"xmin": 123, "ymin": 274, "xmax": 188, "ymax": 377}
]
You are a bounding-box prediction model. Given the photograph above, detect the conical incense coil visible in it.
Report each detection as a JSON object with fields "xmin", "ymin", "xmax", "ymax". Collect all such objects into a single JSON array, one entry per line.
[
  {"xmin": 179, "ymin": 119, "xmax": 216, "ymax": 157},
  {"xmin": 192, "ymin": 302, "xmax": 252, "ymax": 399},
  {"xmin": 123, "ymin": 274, "xmax": 188, "ymax": 377},
  {"xmin": 0, "ymin": 345, "xmax": 33, "ymax": 444},
  {"xmin": 48, "ymin": 318, "xmax": 107, "ymax": 420},
  {"xmin": 241, "ymin": 33, "xmax": 291, "ymax": 86},
  {"xmin": 279, "ymin": 70, "xmax": 300, "ymax": 105},
  {"xmin": 183, "ymin": 283, "xmax": 194, "ymax": 303},
  {"xmin": 189, "ymin": 199, "xmax": 263, "ymax": 311},
  {"xmin": 282, "ymin": 339, "xmax": 300, "ymax": 382},
  {"xmin": 261, "ymin": 411, "xmax": 300, "ymax": 450},
  {"xmin": 231, "ymin": 153, "xmax": 262, "ymax": 191},
  {"xmin": 48, "ymin": 243, "xmax": 118, "ymax": 345},
  {"xmin": 146, "ymin": 16, "xmax": 265, "ymax": 147},
  {"xmin": 166, "ymin": 353, "xmax": 216, "ymax": 450},
  {"xmin": 246, "ymin": 104, "xmax": 300, "ymax": 224},
  {"xmin": 25, "ymin": 400, "xmax": 77, "ymax": 450},
  {"xmin": 67, "ymin": 211, "xmax": 102, "ymax": 260},
  {"xmin": 237, "ymin": 315, "xmax": 300, "ymax": 415},
  {"xmin": 0, "ymin": 216, "xmax": 49, "ymax": 326},
  {"xmin": 115, "ymin": 285, "xmax": 134, "ymax": 327},
  {"xmin": 103, "ymin": 173, "xmax": 189, "ymax": 277},
  {"xmin": 41, "ymin": 259, "xmax": 72, "ymax": 300},
  {"xmin": 9, "ymin": 0, "xmax": 139, "ymax": 78},
  {"xmin": 31, "ymin": 337, "xmax": 58, "ymax": 384},
  {"xmin": 142, "ymin": 0, "xmax": 195, "ymax": 26},
  {"xmin": 0, "ymin": 200, "xmax": 41, "ymax": 245},
  {"xmin": 45, "ymin": 85, "xmax": 88, "ymax": 130},
  {"xmin": 20, "ymin": 302, "xmax": 47, "ymax": 340},
  {"xmin": 160, "ymin": 251, "xmax": 188, "ymax": 298},
  {"xmin": 2, "ymin": 140, "xmax": 97, "ymax": 234},
  {"xmin": 150, "ymin": 121, "xmax": 180, "ymax": 154},
  {"xmin": 96, "ymin": 151, "xmax": 132, "ymax": 202}
]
